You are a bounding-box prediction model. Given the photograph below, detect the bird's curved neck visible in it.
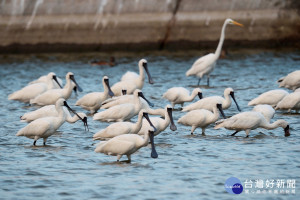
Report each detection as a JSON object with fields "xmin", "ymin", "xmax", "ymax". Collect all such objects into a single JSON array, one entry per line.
[
  {"xmin": 62, "ymin": 78, "xmax": 73, "ymax": 99},
  {"xmin": 215, "ymin": 21, "xmax": 227, "ymax": 58},
  {"xmin": 211, "ymin": 106, "xmax": 220, "ymax": 121},
  {"xmin": 223, "ymin": 93, "xmax": 231, "ymax": 108},
  {"xmin": 185, "ymin": 92, "xmax": 198, "ymax": 102},
  {"xmin": 260, "ymin": 120, "xmax": 282, "ymax": 130},
  {"xmin": 132, "ymin": 114, "xmax": 144, "ymax": 133},
  {"xmin": 66, "ymin": 114, "xmax": 79, "ymax": 123},
  {"xmin": 56, "ymin": 105, "xmax": 67, "ymax": 121}
]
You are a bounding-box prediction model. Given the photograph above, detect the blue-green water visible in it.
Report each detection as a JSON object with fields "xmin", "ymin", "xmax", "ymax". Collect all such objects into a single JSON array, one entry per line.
[{"xmin": 0, "ymin": 49, "xmax": 299, "ymax": 200}]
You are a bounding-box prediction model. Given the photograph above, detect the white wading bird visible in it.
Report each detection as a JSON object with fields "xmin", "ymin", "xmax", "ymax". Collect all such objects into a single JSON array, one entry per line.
[
  {"xmin": 186, "ymin": 18, "xmax": 243, "ymax": 86},
  {"xmin": 137, "ymin": 105, "xmax": 177, "ymax": 136},
  {"xmin": 182, "ymin": 87, "xmax": 241, "ymax": 112},
  {"xmin": 75, "ymin": 76, "xmax": 114, "ymax": 114},
  {"xmin": 95, "ymin": 127, "xmax": 158, "ymax": 162},
  {"xmin": 101, "ymin": 91, "xmax": 165, "ymax": 116},
  {"xmin": 20, "ymin": 104, "xmax": 88, "ymax": 126},
  {"xmin": 29, "ymin": 72, "xmax": 63, "ymax": 89},
  {"xmin": 163, "ymin": 87, "xmax": 203, "ymax": 109},
  {"xmin": 277, "ymin": 70, "xmax": 300, "ymax": 91},
  {"xmin": 178, "ymin": 103, "xmax": 226, "ymax": 135},
  {"xmin": 16, "ymin": 98, "xmax": 88, "ymax": 146},
  {"xmin": 252, "ymin": 104, "xmax": 275, "ymax": 123},
  {"xmin": 93, "ymin": 110, "xmax": 155, "ymax": 140},
  {"xmin": 214, "ymin": 111, "xmax": 290, "ymax": 137},
  {"xmin": 93, "ymin": 90, "xmax": 151, "ymax": 122},
  {"xmin": 30, "ymin": 72, "xmax": 82, "ymax": 106},
  {"xmin": 248, "ymin": 89, "xmax": 288, "ymax": 107},
  {"xmin": 8, "ymin": 72, "xmax": 62, "ymax": 103},
  {"xmin": 275, "ymin": 91, "xmax": 300, "ymax": 113},
  {"xmin": 111, "ymin": 59, "xmax": 153, "ymax": 96}
]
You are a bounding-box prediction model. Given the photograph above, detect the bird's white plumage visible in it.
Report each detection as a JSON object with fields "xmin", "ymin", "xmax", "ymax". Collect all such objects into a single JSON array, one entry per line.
[
  {"xmin": 182, "ymin": 88, "xmax": 238, "ymax": 112},
  {"xmin": 214, "ymin": 111, "xmax": 289, "ymax": 137},
  {"xmin": 163, "ymin": 87, "xmax": 202, "ymax": 108},
  {"xmin": 248, "ymin": 89, "xmax": 288, "ymax": 106},
  {"xmin": 8, "ymin": 72, "xmax": 58, "ymax": 103},
  {"xmin": 30, "ymin": 72, "xmax": 78, "ymax": 106},
  {"xmin": 252, "ymin": 104, "xmax": 275, "ymax": 123},
  {"xmin": 178, "ymin": 104, "xmax": 223, "ymax": 134},
  {"xmin": 75, "ymin": 76, "xmax": 113, "ymax": 113},
  {"xmin": 137, "ymin": 105, "xmax": 176, "ymax": 136},
  {"xmin": 186, "ymin": 18, "xmax": 243, "ymax": 85},
  {"xmin": 93, "ymin": 90, "xmax": 144, "ymax": 122},
  {"xmin": 101, "ymin": 93, "xmax": 165, "ymax": 117},
  {"xmin": 29, "ymin": 73, "xmax": 63, "ymax": 89},
  {"xmin": 278, "ymin": 70, "xmax": 300, "ymax": 91},
  {"xmin": 93, "ymin": 109, "xmax": 147, "ymax": 140},
  {"xmin": 275, "ymin": 91, "xmax": 300, "ymax": 112},
  {"xmin": 111, "ymin": 59, "xmax": 151, "ymax": 96},
  {"xmin": 95, "ymin": 126, "xmax": 155, "ymax": 161},
  {"xmin": 16, "ymin": 99, "xmax": 67, "ymax": 144},
  {"xmin": 20, "ymin": 104, "xmax": 86, "ymax": 123}
]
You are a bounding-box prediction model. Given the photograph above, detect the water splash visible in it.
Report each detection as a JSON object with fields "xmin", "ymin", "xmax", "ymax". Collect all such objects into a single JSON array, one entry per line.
[{"xmin": 26, "ymin": 0, "xmax": 44, "ymax": 30}]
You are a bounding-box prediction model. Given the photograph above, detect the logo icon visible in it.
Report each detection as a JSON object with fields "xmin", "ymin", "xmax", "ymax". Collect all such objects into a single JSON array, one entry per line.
[{"xmin": 225, "ymin": 177, "xmax": 243, "ymax": 194}]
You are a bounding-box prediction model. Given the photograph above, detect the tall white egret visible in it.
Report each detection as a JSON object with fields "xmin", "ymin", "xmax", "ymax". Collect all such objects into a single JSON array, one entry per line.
[{"xmin": 186, "ymin": 18, "xmax": 243, "ymax": 86}]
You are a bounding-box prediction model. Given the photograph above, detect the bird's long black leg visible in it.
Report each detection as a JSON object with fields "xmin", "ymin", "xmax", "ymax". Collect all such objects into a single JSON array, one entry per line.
[
  {"xmin": 207, "ymin": 76, "xmax": 210, "ymax": 86},
  {"xmin": 231, "ymin": 131, "xmax": 239, "ymax": 136},
  {"xmin": 33, "ymin": 140, "xmax": 37, "ymax": 146},
  {"xmin": 197, "ymin": 78, "xmax": 201, "ymax": 86}
]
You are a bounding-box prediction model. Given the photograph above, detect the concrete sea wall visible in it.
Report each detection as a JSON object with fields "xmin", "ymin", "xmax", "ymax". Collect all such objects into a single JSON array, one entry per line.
[{"xmin": 0, "ymin": 0, "xmax": 299, "ymax": 53}]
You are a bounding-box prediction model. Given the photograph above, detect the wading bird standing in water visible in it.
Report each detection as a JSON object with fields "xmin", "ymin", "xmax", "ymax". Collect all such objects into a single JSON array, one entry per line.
[{"xmin": 186, "ymin": 18, "xmax": 243, "ymax": 86}]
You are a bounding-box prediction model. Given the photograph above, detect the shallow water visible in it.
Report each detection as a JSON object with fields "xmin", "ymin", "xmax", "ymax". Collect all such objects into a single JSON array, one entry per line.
[{"xmin": 0, "ymin": 49, "xmax": 300, "ymax": 199}]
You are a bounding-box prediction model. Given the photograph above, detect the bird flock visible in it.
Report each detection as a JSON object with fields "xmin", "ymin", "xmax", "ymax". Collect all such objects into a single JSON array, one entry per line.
[{"xmin": 9, "ymin": 18, "xmax": 299, "ymax": 162}]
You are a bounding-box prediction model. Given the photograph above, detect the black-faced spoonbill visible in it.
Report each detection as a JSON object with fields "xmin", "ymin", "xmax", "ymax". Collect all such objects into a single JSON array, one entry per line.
[
  {"xmin": 93, "ymin": 89, "xmax": 152, "ymax": 122},
  {"xmin": 137, "ymin": 105, "xmax": 177, "ymax": 136},
  {"xmin": 163, "ymin": 87, "xmax": 203, "ymax": 109},
  {"xmin": 111, "ymin": 59, "xmax": 154, "ymax": 96},
  {"xmin": 186, "ymin": 18, "xmax": 243, "ymax": 86},
  {"xmin": 8, "ymin": 72, "xmax": 62, "ymax": 103},
  {"xmin": 252, "ymin": 105, "xmax": 275, "ymax": 123},
  {"xmin": 182, "ymin": 88, "xmax": 241, "ymax": 112},
  {"xmin": 20, "ymin": 104, "xmax": 88, "ymax": 126},
  {"xmin": 75, "ymin": 76, "xmax": 114, "ymax": 114},
  {"xmin": 95, "ymin": 127, "xmax": 158, "ymax": 162},
  {"xmin": 178, "ymin": 103, "xmax": 226, "ymax": 135},
  {"xmin": 30, "ymin": 72, "xmax": 82, "ymax": 106},
  {"xmin": 277, "ymin": 70, "xmax": 300, "ymax": 91},
  {"xmin": 248, "ymin": 89, "xmax": 289, "ymax": 107},
  {"xmin": 214, "ymin": 111, "xmax": 290, "ymax": 137},
  {"xmin": 275, "ymin": 91, "xmax": 300, "ymax": 113},
  {"xmin": 28, "ymin": 72, "xmax": 63, "ymax": 89},
  {"xmin": 93, "ymin": 109, "xmax": 156, "ymax": 140},
  {"xmin": 101, "ymin": 90, "xmax": 165, "ymax": 117},
  {"xmin": 16, "ymin": 98, "xmax": 88, "ymax": 146}
]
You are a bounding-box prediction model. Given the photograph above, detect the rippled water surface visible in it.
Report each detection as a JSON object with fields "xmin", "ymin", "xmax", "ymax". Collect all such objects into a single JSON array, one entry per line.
[{"xmin": 0, "ymin": 49, "xmax": 299, "ymax": 200}]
